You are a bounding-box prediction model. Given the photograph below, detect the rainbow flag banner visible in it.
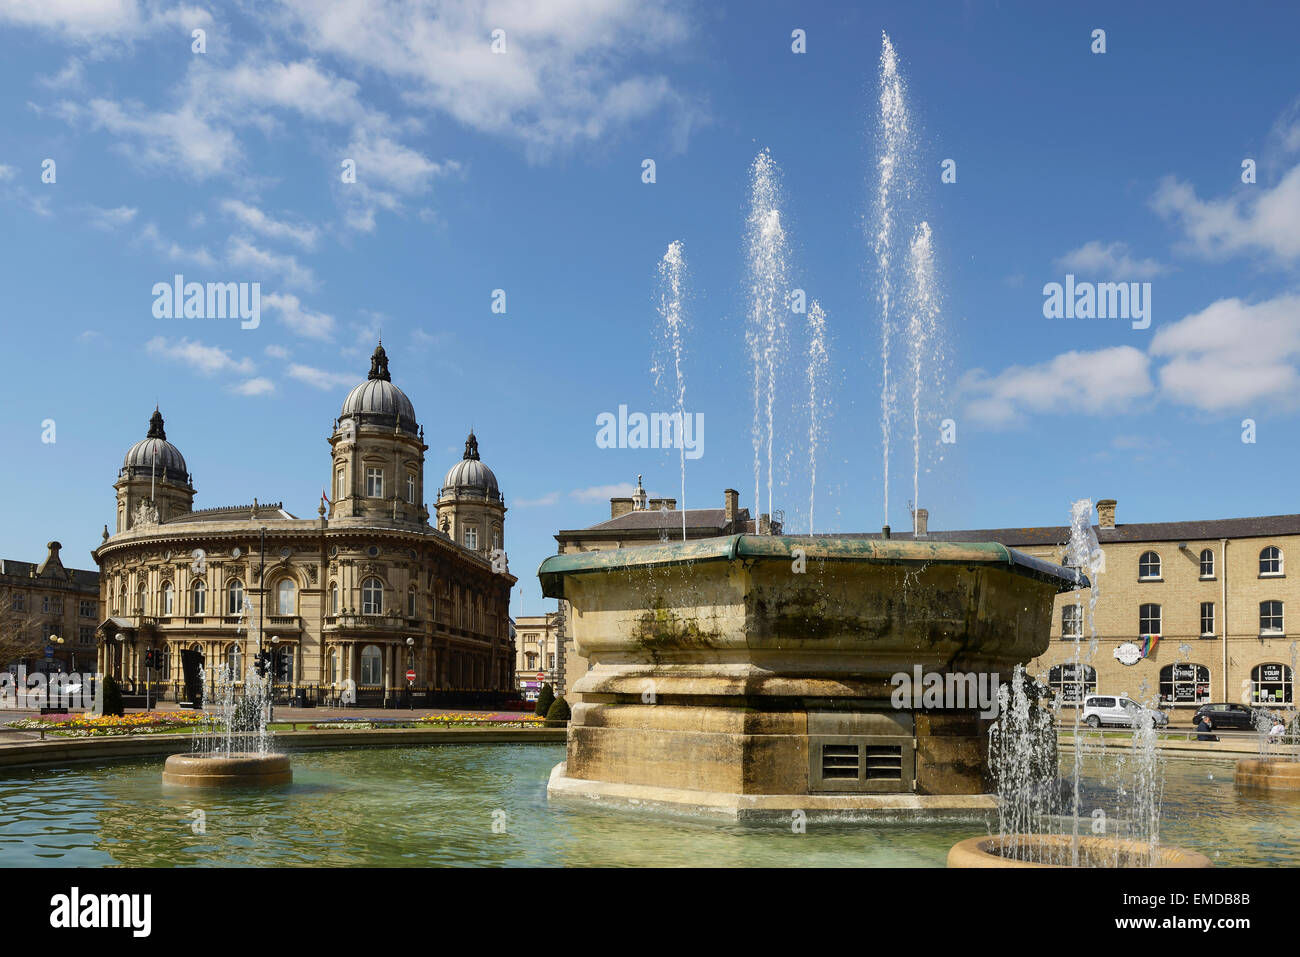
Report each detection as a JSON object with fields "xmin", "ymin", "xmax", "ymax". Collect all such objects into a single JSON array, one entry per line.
[{"xmin": 1140, "ymin": 634, "xmax": 1160, "ymax": 658}]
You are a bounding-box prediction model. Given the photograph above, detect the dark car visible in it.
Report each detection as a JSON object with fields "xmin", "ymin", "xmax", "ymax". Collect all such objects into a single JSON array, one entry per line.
[{"xmin": 1192, "ymin": 702, "xmax": 1273, "ymax": 730}]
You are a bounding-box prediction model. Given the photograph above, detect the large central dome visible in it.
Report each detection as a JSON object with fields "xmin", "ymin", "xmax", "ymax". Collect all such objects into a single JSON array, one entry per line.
[
  {"xmin": 340, "ymin": 342, "xmax": 418, "ymax": 434},
  {"xmin": 121, "ymin": 409, "xmax": 189, "ymax": 484}
]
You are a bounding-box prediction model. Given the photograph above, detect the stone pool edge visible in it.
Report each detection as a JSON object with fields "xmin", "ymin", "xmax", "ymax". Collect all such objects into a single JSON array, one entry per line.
[{"xmin": 0, "ymin": 727, "xmax": 567, "ymax": 770}]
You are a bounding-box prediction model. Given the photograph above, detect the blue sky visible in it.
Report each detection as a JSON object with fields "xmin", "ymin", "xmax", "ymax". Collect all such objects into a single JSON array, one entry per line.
[{"xmin": 2, "ymin": 0, "xmax": 1299, "ymax": 617}]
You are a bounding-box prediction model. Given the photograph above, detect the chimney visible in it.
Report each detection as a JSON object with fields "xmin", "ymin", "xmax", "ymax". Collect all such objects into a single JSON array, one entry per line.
[
  {"xmin": 724, "ymin": 489, "xmax": 739, "ymax": 526},
  {"xmin": 1097, "ymin": 499, "xmax": 1117, "ymax": 529},
  {"xmin": 758, "ymin": 513, "xmax": 772, "ymax": 535},
  {"xmin": 913, "ymin": 508, "xmax": 928, "ymax": 538},
  {"xmin": 610, "ymin": 498, "xmax": 634, "ymax": 519},
  {"xmin": 46, "ymin": 541, "xmax": 62, "ymax": 561}
]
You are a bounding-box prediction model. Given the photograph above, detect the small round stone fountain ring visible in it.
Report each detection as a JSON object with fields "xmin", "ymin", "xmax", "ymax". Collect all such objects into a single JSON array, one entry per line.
[
  {"xmin": 1235, "ymin": 758, "xmax": 1300, "ymax": 791},
  {"xmin": 947, "ymin": 835, "xmax": 1211, "ymax": 868},
  {"xmin": 162, "ymin": 752, "xmax": 292, "ymax": 787}
]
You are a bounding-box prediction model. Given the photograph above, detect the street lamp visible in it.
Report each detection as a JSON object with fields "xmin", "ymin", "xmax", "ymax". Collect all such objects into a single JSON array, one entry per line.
[{"xmin": 406, "ymin": 637, "xmax": 415, "ymax": 710}]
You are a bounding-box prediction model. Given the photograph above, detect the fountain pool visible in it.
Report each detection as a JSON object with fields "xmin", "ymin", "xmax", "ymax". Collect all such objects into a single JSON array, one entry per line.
[{"xmin": 1, "ymin": 746, "xmax": 1298, "ymax": 867}]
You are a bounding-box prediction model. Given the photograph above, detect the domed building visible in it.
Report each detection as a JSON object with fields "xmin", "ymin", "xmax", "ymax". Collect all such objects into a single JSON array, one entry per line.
[{"xmin": 91, "ymin": 343, "xmax": 516, "ymax": 705}]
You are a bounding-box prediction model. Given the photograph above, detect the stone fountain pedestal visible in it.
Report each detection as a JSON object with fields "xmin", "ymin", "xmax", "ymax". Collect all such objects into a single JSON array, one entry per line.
[
  {"xmin": 1235, "ymin": 758, "xmax": 1300, "ymax": 791},
  {"xmin": 162, "ymin": 752, "xmax": 292, "ymax": 787},
  {"xmin": 539, "ymin": 534, "xmax": 1080, "ymax": 822}
]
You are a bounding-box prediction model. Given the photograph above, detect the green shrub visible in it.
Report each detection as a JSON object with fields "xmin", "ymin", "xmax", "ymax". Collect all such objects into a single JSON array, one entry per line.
[
  {"xmin": 100, "ymin": 675, "xmax": 125, "ymax": 717},
  {"xmin": 545, "ymin": 696, "xmax": 571, "ymax": 727},
  {"xmin": 534, "ymin": 683, "xmax": 555, "ymax": 717}
]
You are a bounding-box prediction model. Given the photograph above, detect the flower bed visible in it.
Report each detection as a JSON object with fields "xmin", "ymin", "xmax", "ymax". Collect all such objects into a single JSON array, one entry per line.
[
  {"xmin": 6, "ymin": 711, "xmax": 217, "ymax": 738},
  {"xmin": 306, "ymin": 713, "xmax": 545, "ymax": 730}
]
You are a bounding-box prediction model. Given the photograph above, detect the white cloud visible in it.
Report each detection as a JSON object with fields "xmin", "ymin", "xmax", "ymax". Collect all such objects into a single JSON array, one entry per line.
[
  {"xmin": 287, "ymin": 363, "xmax": 356, "ymax": 390},
  {"xmin": 1150, "ymin": 293, "xmax": 1300, "ymax": 412},
  {"xmin": 571, "ymin": 482, "xmax": 640, "ymax": 502},
  {"xmin": 0, "ymin": 0, "xmax": 210, "ymax": 41},
  {"xmin": 274, "ymin": 0, "xmax": 704, "ymax": 158},
  {"xmin": 219, "ymin": 199, "xmax": 317, "ymax": 248},
  {"xmin": 212, "ymin": 59, "xmax": 367, "ymax": 124},
  {"xmin": 85, "ymin": 204, "xmax": 137, "ymax": 229},
  {"xmin": 145, "ymin": 336, "xmax": 255, "ymax": 376},
  {"xmin": 1152, "ymin": 166, "xmax": 1300, "ymax": 265},
  {"xmin": 264, "ymin": 292, "xmax": 334, "ymax": 340},
  {"xmin": 1055, "ymin": 240, "xmax": 1166, "ymax": 279},
  {"xmin": 960, "ymin": 346, "xmax": 1154, "ymax": 427},
  {"xmin": 67, "ymin": 97, "xmax": 240, "ymax": 180},
  {"xmin": 137, "ymin": 222, "xmax": 216, "ymax": 268},
  {"xmin": 232, "ymin": 377, "xmax": 275, "ymax": 396},
  {"xmin": 264, "ymin": 344, "xmax": 290, "ymax": 359},
  {"xmin": 0, "ymin": 164, "xmax": 16, "ymax": 181},
  {"xmin": 37, "ymin": 57, "xmax": 84, "ymax": 90},
  {"xmin": 227, "ymin": 236, "xmax": 316, "ymax": 289}
]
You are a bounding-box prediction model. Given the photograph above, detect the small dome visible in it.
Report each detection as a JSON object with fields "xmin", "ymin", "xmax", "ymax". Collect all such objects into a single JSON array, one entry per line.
[
  {"xmin": 121, "ymin": 409, "xmax": 189, "ymax": 484},
  {"xmin": 440, "ymin": 432, "xmax": 500, "ymax": 500},
  {"xmin": 340, "ymin": 342, "xmax": 418, "ymax": 433}
]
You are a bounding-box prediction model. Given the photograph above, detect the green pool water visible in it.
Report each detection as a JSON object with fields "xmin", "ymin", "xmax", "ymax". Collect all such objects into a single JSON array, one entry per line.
[{"xmin": 0, "ymin": 745, "xmax": 1296, "ymax": 866}]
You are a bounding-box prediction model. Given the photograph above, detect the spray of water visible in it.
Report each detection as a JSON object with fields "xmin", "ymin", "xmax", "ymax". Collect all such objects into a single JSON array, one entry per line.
[
  {"xmin": 656, "ymin": 240, "xmax": 689, "ymax": 542},
  {"xmin": 806, "ymin": 301, "xmax": 828, "ymax": 533},
  {"xmin": 874, "ymin": 32, "xmax": 913, "ymax": 529},
  {"xmin": 906, "ymin": 222, "xmax": 939, "ymax": 524},
  {"xmin": 746, "ymin": 150, "xmax": 791, "ymax": 524}
]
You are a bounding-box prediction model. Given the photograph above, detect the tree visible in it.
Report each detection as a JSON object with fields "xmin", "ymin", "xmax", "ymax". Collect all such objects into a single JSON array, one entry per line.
[
  {"xmin": 534, "ymin": 682, "xmax": 555, "ymax": 717},
  {"xmin": 0, "ymin": 583, "xmax": 50, "ymax": 670},
  {"xmin": 545, "ymin": 696, "xmax": 571, "ymax": 727},
  {"xmin": 100, "ymin": 674, "xmax": 125, "ymax": 717}
]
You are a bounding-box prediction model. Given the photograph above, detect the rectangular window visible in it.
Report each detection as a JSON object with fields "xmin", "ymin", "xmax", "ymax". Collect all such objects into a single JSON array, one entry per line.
[
  {"xmin": 1199, "ymin": 549, "xmax": 1215, "ymax": 578},
  {"xmin": 51, "ymin": 597, "xmax": 63, "ymax": 614},
  {"xmin": 465, "ymin": 527, "xmax": 478, "ymax": 550},
  {"xmin": 1261, "ymin": 601, "xmax": 1284, "ymax": 634},
  {"xmin": 12, "ymin": 593, "xmax": 24, "ymax": 612},
  {"xmin": 407, "ymin": 473, "xmax": 416, "ymax": 504},
  {"xmin": 42, "ymin": 596, "xmax": 50, "ymax": 613},
  {"xmin": 79, "ymin": 600, "xmax": 94, "ymax": 618},
  {"xmin": 1200, "ymin": 602, "xmax": 1215, "ymax": 637},
  {"xmin": 549, "ymin": 654, "xmax": 556, "ymax": 669},
  {"xmin": 336, "ymin": 469, "xmax": 346, "ymax": 499},
  {"xmin": 366, "ymin": 467, "xmax": 383, "ymax": 498},
  {"xmin": 1139, "ymin": 603, "xmax": 1161, "ymax": 636},
  {"xmin": 1061, "ymin": 605, "xmax": 1083, "ymax": 640}
]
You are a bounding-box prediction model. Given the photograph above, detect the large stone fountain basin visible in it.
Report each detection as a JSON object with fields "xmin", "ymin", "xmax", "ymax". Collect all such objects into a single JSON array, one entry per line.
[
  {"xmin": 162, "ymin": 752, "xmax": 292, "ymax": 787},
  {"xmin": 538, "ymin": 534, "xmax": 1081, "ymax": 813},
  {"xmin": 1235, "ymin": 758, "xmax": 1300, "ymax": 791}
]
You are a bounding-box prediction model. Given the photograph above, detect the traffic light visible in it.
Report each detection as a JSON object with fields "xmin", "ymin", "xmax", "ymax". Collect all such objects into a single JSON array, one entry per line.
[
  {"xmin": 254, "ymin": 651, "xmax": 269, "ymax": 677},
  {"xmin": 144, "ymin": 649, "xmax": 156, "ymax": 669}
]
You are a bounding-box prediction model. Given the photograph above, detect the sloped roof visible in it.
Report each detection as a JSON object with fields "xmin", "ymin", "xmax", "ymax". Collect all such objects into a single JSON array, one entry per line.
[{"xmin": 562, "ymin": 507, "xmax": 754, "ymax": 535}]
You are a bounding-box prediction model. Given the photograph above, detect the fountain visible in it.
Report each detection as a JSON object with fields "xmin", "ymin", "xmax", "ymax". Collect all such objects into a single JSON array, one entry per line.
[
  {"xmin": 541, "ymin": 535, "xmax": 1081, "ymax": 820},
  {"xmin": 162, "ymin": 610, "xmax": 291, "ymax": 788}
]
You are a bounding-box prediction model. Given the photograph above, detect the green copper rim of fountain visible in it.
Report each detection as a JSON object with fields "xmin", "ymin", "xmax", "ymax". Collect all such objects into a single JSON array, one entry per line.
[{"xmin": 538, "ymin": 533, "xmax": 1085, "ymax": 598}]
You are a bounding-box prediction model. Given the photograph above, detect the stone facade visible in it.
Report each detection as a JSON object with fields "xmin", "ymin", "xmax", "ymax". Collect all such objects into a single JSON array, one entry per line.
[
  {"xmin": 883, "ymin": 499, "xmax": 1300, "ymax": 715},
  {"xmin": 91, "ymin": 344, "xmax": 516, "ymax": 703},
  {"xmin": 1, "ymin": 542, "xmax": 100, "ymax": 674}
]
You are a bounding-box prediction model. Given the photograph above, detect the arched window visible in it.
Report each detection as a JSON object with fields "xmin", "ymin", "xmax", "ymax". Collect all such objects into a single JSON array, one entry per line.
[
  {"xmin": 1138, "ymin": 551, "xmax": 1161, "ymax": 580},
  {"xmin": 227, "ymin": 579, "xmax": 244, "ymax": 615},
  {"xmin": 1252, "ymin": 664, "xmax": 1293, "ymax": 704},
  {"xmin": 1199, "ymin": 548, "xmax": 1215, "ymax": 579},
  {"xmin": 407, "ymin": 473, "xmax": 416, "ymax": 504},
  {"xmin": 137, "ymin": 583, "xmax": 146, "ymax": 614},
  {"xmin": 360, "ymin": 644, "xmax": 383, "ymax": 685},
  {"xmin": 1260, "ymin": 600, "xmax": 1284, "ymax": 635},
  {"xmin": 1139, "ymin": 603, "xmax": 1162, "ymax": 636},
  {"xmin": 161, "ymin": 581, "xmax": 174, "ymax": 616},
  {"xmin": 227, "ymin": 643, "xmax": 242, "ymax": 679},
  {"xmin": 1159, "ymin": 663, "xmax": 1210, "ymax": 705},
  {"xmin": 276, "ymin": 579, "xmax": 296, "ymax": 616},
  {"xmin": 407, "ymin": 586, "xmax": 417, "ymax": 618},
  {"xmin": 192, "ymin": 579, "xmax": 206, "ymax": 616},
  {"xmin": 330, "ymin": 582, "xmax": 339, "ymax": 615},
  {"xmin": 1260, "ymin": 546, "xmax": 1284, "ymax": 576},
  {"xmin": 362, "ymin": 578, "xmax": 383, "ymax": 615}
]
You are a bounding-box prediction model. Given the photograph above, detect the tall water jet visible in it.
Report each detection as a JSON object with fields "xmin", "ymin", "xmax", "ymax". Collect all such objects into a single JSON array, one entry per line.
[
  {"xmin": 655, "ymin": 240, "xmax": 689, "ymax": 541},
  {"xmin": 746, "ymin": 149, "xmax": 791, "ymax": 526},
  {"xmin": 874, "ymin": 32, "xmax": 914, "ymax": 530},
  {"xmin": 906, "ymin": 222, "xmax": 940, "ymax": 523},
  {"xmin": 806, "ymin": 300, "xmax": 828, "ymax": 533}
]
